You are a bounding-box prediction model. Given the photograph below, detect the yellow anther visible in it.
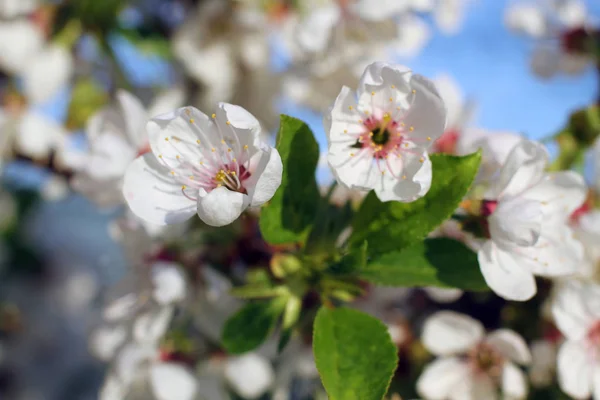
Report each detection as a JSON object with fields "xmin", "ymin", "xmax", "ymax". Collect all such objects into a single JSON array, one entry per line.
[
  {"xmin": 371, "ymin": 91, "xmax": 375, "ymax": 96},
  {"xmin": 397, "ymin": 107, "xmax": 401, "ymax": 111},
  {"xmin": 381, "ymin": 171, "xmax": 385, "ymax": 175},
  {"xmin": 196, "ymin": 140, "xmax": 201, "ymax": 144},
  {"xmin": 391, "ymin": 85, "xmax": 395, "ymax": 89},
  {"xmin": 232, "ymin": 158, "xmax": 237, "ymax": 163},
  {"xmin": 402, "ymin": 175, "xmax": 407, "ymax": 180},
  {"xmin": 409, "ymin": 126, "xmax": 414, "ymax": 132},
  {"xmin": 389, "ymin": 97, "xmax": 393, "ymax": 102},
  {"xmin": 211, "ymin": 148, "xmax": 216, "ymax": 152},
  {"xmin": 348, "ymin": 106, "xmax": 353, "ymax": 110},
  {"xmin": 189, "ymin": 176, "xmax": 194, "ymax": 179},
  {"xmin": 221, "ymin": 139, "xmax": 226, "ymax": 144},
  {"xmin": 176, "ymin": 155, "xmax": 180, "ymax": 159},
  {"xmin": 383, "ymin": 113, "xmax": 391, "ymax": 121},
  {"xmin": 212, "ymin": 113, "xmax": 216, "ymax": 118},
  {"xmin": 199, "ymin": 161, "xmax": 204, "ymax": 165},
  {"xmin": 404, "ymin": 143, "xmax": 409, "ymax": 148},
  {"xmin": 181, "ymin": 185, "xmax": 187, "ymax": 189},
  {"xmin": 344, "ymin": 129, "xmax": 348, "ymax": 134},
  {"xmin": 227, "ymin": 148, "xmax": 232, "ymax": 152},
  {"xmin": 243, "ymin": 145, "xmax": 249, "ymax": 150},
  {"xmin": 164, "ymin": 137, "xmax": 169, "ymax": 141},
  {"xmin": 400, "ymin": 122, "xmax": 405, "ymax": 127},
  {"xmin": 189, "ymin": 119, "xmax": 195, "ymax": 123},
  {"xmin": 226, "ymin": 121, "xmax": 231, "ymax": 125},
  {"xmin": 369, "ymin": 132, "xmax": 374, "ymax": 137},
  {"xmin": 170, "ymin": 171, "xmax": 175, "ymax": 175},
  {"xmin": 350, "ymin": 153, "xmax": 355, "ymax": 157},
  {"xmin": 426, "ymin": 136, "xmax": 431, "ymax": 141},
  {"xmin": 419, "ymin": 157, "xmax": 425, "ymax": 163},
  {"xmin": 231, "ymin": 171, "xmax": 236, "ymax": 176},
  {"xmin": 412, "ymin": 89, "xmax": 416, "ymax": 94},
  {"xmin": 158, "ymin": 154, "xmax": 163, "ymax": 158},
  {"xmin": 358, "ymin": 119, "xmax": 363, "ymax": 123}
]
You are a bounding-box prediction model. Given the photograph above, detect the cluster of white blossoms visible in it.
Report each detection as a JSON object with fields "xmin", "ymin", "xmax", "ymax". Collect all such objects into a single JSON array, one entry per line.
[{"xmin": 505, "ymin": 0, "xmax": 594, "ymax": 78}]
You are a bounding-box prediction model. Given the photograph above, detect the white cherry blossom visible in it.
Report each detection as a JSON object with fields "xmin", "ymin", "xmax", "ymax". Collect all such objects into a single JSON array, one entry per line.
[
  {"xmin": 123, "ymin": 103, "xmax": 282, "ymax": 227},
  {"xmin": 505, "ymin": 0, "xmax": 593, "ymax": 78},
  {"xmin": 478, "ymin": 139, "xmax": 586, "ymax": 301},
  {"xmin": 22, "ymin": 44, "xmax": 73, "ymax": 104},
  {"xmin": 417, "ymin": 311, "xmax": 531, "ymax": 400},
  {"xmin": 72, "ymin": 89, "xmax": 183, "ymax": 207},
  {"xmin": 325, "ymin": 62, "xmax": 446, "ymax": 202},
  {"xmin": 551, "ymin": 280, "xmax": 600, "ymax": 399},
  {"xmin": 0, "ymin": 19, "xmax": 44, "ymax": 74}
]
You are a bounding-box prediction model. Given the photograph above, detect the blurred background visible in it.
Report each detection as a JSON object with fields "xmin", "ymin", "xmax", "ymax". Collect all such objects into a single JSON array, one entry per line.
[{"xmin": 0, "ymin": 0, "xmax": 599, "ymax": 399}]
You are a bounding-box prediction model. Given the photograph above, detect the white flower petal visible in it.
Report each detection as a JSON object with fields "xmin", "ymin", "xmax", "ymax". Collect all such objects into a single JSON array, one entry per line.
[
  {"xmin": 116, "ymin": 90, "xmax": 148, "ymax": 149},
  {"xmin": 489, "ymin": 196, "xmax": 542, "ymax": 248},
  {"xmin": 148, "ymin": 87, "xmax": 186, "ymax": 118},
  {"xmin": 504, "ymin": 3, "xmax": 548, "ymax": 37},
  {"xmin": 296, "ymin": 6, "xmax": 340, "ymax": 53},
  {"xmin": 434, "ymin": 0, "xmax": 465, "ymax": 34},
  {"xmin": 115, "ymin": 344, "xmax": 154, "ymax": 384},
  {"xmin": 523, "ymin": 171, "xmax": 586, "ymax": 220},
  {"xmin": 551, "ymin": 280, "xmax": 597, "ymax": 341},
  {"xmin": 99, "ymin": 375, "xmax": 126, "ymax": 400},
  {"xmin": 424, "ymin": 287, "xmax": 463, "ymax": 303},
  {"xmin": 103, "ymin": 293, "xmax": 139, "ymax": 321},
  {"xmin": 478, "ymin": 241, "xmax": 537, "ymax": 301},
  {"xmin": 416, "ymin": 357, "xmax": 470, "ymax": 400},
  {"xmin": 196, "ymin": 186, "xmax": 249, "ymax": 227},
  {"xmin": 358, "ymin": 62, "xmax": 412, "ymax": 93},
  {"xmin": 150, "ymin": 362, "xmax": 198, "ymax": 400},
  {"xmin": 15, "ymin": 112, "xmax": 65, "ymax": 159},
  {"xmin": 422, "ymin": 311, "xmax": 484, "ymax": 356},
  {"xmin": 374, "ymin": 151, "xmax": 432, "ymax": 202},
  {"xmin": 0, "ymin": 20, "xmax": 43, "ymax": 73},
  {"xmin": 151, "ymin": 262, "xmax": 187, "ymax": 305},
  {"xmin": 402, "ymin": 74, "xmax": 447, "ymax": 145},
  {"xmin": 224, "ymin": 353, "xmax": 275, "ymax": 399},
  {"xmin": 90, "ymin": 325, "xmax": 127, "ymax": 361},
  {"xmin": 490, "ymin": 139, "xmax": 547, "ymax": 198},
  {"xmin": 246, "ymin": 148, "xmax": 282, "ymax": 207},
  {"xmin": 123, "ymin": 153, "xmax": 197, "ymax": 226},
  {"xmin": 23, "ymin": 45, "xmax": 73, "ymax": 104},
  {"xmin": 502, "ymin": 362, "xmax": 528, "ymax": 399},
  {"xmin": 352, "ymin": 0, "xmax": 409, "ymax": 21},
  {"xmin": 557, "ymin": 340, "xmax": 593, "ymax": 399},
  {"xmin": 133, "ymin": 307, "xmax": 174, "ymax": 345},
  {"xmin": 486, "ymin": 329, "xmax": 531, "ymax": 365}
]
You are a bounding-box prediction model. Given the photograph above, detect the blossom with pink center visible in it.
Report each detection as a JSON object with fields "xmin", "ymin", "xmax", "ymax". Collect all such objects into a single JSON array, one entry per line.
[
  {"xmin": 122, "ymin": 103, "xmax": 282, "ymax": 227},
  {"xmin": 477, "ymin": 139, "xmax": 586, "ymax": 301},
  {"xmin": 551, "ymin": 280, "xmax": 600, "ymax": 399},
  {"xmin": 325, "ymin": 62, "xmax": 446, "ymax": 202},
  {"xmin": 417, "ymin": 311, "xmax": 531, "ymax": 400}
]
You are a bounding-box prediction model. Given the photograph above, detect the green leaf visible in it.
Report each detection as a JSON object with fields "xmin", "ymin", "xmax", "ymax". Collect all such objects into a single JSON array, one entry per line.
[
  {"xmin": 221, "ymin": 297, "xmax": 287, "ymax": 354},
  {"xmin": 66, "ymin": 79, "xmax": 108, "ymax": 130},
  {"xmin": 313, "ymin": 307, "xmax": 398, "ymax": 400},
  {"xmin": 350, "ymin": 152, "xmax": 481, "ymax": 256},
  {"xmin": 358, "ymin": 238, "xmax": 489, "ymax": 291},
  {"xmin": 259, "ymin": 115, "xmax": 320, "ymax": 245}
]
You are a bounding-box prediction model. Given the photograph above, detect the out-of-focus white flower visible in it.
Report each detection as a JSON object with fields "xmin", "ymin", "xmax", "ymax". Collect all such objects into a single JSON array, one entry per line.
[
  {"xmin": 41, "ymin": 175, "xmax": 69, "ymax": 202},
  {"xmin": 434, "ymin": 0, "xmax": 467, "ymax": 34},
  {"xmin": 551, "ymin": 280, "xmax": 600, "ymax": 399},
  {"xmin": 417, "ymin": 311, "xmax": 531, "ymax": 400},
  {"xmin": 90, "ymin": 262, "xmax": 187, "ymax": 362},
  {"xmin": 529, "ymin": 339, "xmax": 557, "ymax": 388},
  {"xmin": 22, "ymin": 45, "xmax": 73, "ymax": 104},
  {"xmin": 0, "ymin": 19, "xmax": 44, "ymax": 74},
  {"xmin": 477, "ymin": 139, "xmax": 586, "ymax": 301},
  {"xmin": 123, "ymin": 103, "xmax": 282, "ymax": 227},
  {"xmin": 505, "ymin": 0, "xmax": 593, "ymax": 78},
  {"xmin": 325, "ymin": 62, "xmax": 446, "ymax": 202},
  {"xmin": 72, "ymin": 89, "xmax": 183, "ymax": 208},
  {"xmin": 0, "ymin": 0, "xmax": 37, "ymax": 18},
  {"xmin": 423, "ymin": 287, "xmax": 463, "ymax": 303},
  {"xmin": 224, "ymin": 353, "xmax": 275, "ymax": 399},
  {"xmin": 571, "ymin": 210, "xmax": 600, "ymax": 280}
]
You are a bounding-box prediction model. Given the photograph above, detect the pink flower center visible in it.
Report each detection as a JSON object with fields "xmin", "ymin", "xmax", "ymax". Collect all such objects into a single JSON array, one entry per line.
[
  {"xmin": 481, "ymin": 200, "xmax": 498, "ymax": 217},
  {"xmin": 588, "ymin": 321, "xmax": 600, "ymax": 345},
  {"xmin": 560, "ymin": 27, "xmax": 593, "ymax": 55}
]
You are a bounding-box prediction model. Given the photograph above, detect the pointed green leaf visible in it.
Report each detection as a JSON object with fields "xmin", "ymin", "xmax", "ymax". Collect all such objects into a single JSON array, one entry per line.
[
  {"xmin": 313, "ymin": 307, "xmax": 398, "ymax": 400},
  {"xmin": 259, "ymin": 115, "xmax": 320, "ymax": 245},
  {"xmin": 221, "ymin": 297, "xmax": 287, "ymax": 354},
  {"xmin": 358, "ymin": 238, "xmax": 489, "ymax": 291},
  {"xmin": 350, "ymin": 152, "xmax": 481, "ymax": 256}
]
